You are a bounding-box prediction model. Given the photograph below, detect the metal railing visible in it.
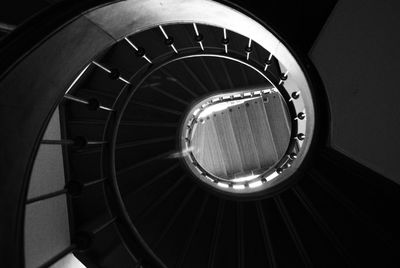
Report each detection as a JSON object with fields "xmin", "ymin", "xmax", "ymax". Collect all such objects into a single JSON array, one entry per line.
[{"xmin": 0, "ymin": 1, "xmax": 326, "ymax": 267}]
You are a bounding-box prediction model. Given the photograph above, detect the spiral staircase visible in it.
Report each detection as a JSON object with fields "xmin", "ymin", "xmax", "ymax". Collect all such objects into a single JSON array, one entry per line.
[{"xmin": 1, "ymin": 1, "xmax": 400, "ymax": 268}]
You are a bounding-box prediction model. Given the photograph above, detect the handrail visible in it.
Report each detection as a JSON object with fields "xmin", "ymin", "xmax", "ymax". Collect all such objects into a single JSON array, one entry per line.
[
  {"xmin": 0, "ymin": 22, "xmax": 16, "ymax": 34},
  {"xmin": 0, "ymin": 0, "xmax": 115, "ymax": 79},
  {"xmin": 0, "ymin": 1, "xmax": 116, "ymax": 267},
  {"xmin": 0, "ymin": 1, "xmax": 329, "ymax": 268}
]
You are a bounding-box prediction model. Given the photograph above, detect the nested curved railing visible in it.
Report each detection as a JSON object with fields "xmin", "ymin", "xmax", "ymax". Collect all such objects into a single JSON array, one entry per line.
[
  {"xmin": 22, "ymin": 23, "xmax": 316, "ymax": 268},
  {"xmin": 4, "ymin": 1, "xmax": 400, "ymax": 268},
  {"xmin": 58, "ymin": 20, "xmax": 317, "ymax": 267},
  {"xmin": 0, "ymin": 1, "xmax": 327, "ymax": 267}
]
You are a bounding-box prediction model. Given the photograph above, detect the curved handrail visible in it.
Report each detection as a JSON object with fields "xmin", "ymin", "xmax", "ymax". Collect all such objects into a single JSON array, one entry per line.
[
  {"xmin": 0, "ymin": 1, "xmax": 116, "ymax": 267},
  {"xmin": 0, "ymin": 1, "xmax": 329, "ymax": 268}
]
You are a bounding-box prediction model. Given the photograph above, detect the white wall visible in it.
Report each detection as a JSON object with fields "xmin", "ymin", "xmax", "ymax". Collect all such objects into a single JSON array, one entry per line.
[
  {"xmin": 311, "ymin": 0, "xmax": 400, "ymax": 184},
  {"xmin": 25, "ymin": 108, "xmax": 71, "ymax": 268}
]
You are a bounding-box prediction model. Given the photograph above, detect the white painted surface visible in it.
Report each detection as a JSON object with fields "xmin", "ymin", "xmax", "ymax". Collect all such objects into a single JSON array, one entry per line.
[
  {"xmin": 27, "ymin": 108, "xmax": 65, "ymax": 199},
  {"xmin": 25, "ymin": 195, "xmax": 70, "ymax": 268},
  {"xmin": 51, "ymin": 253, "xmax": 86, "ymax": 268},
  {"xmin": 25, "ymin": 109, "xmax": 71, "ymax": 268},
  {"xmin": 311, "ymin": 0, "xmax": 400, "ymax": 183}
]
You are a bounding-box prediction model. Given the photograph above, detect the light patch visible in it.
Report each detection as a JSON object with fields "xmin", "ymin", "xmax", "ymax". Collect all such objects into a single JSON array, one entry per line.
[
  {"xmin": 266, "ymin": 172, "xmax": 279, "ymax": 181},
  {"xmin": 51, "ymin": 253, "xmax": 85, "ymax": 268},
  {"xmin": 233, "ymin": 184, "xmax": 246, "ymax": 190},
  {"xmin": 231, "ymin": 173, "xmax": 259, "ymax": 182},
  {"xmin": 65, "ymin": 64, "xmax": 90, "ymax": 94},
  {"xmin": 217, "ymin": 182, "xmax": 229, "ymax": 188},
  {"xmin": 193, "ymin": 108, "xmax": 201, "ymax": 116},
  {"xmin": 197, "ymin": 97, "xmax": 259, "ymax": 119},
  {"xmin": 168, "ymin": 146, "xmax": 194, "ymax": 158},
  {"xmin": 249, "ymin": 180, "xmax": 263, "ymax": 188}
]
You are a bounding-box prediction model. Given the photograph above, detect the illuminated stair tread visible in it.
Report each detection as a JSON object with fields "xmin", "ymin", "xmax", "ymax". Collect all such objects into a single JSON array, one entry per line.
[{"xmin": 190, "ymin": 94, "xmax": 291, "ymax": 181}]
